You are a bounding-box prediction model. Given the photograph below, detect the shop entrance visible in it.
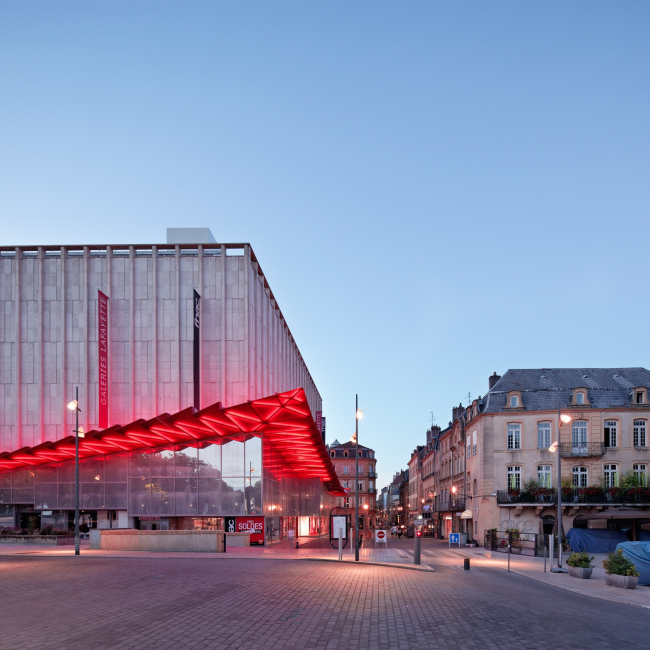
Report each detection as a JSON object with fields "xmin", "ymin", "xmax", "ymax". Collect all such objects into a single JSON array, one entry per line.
[{"xmin": 20, "ymin": 510, "xmax": 41, "ymax": 531}]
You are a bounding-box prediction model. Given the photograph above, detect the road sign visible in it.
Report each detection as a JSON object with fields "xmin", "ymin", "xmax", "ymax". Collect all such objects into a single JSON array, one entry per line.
[
  {"xmin": 375, "ymin": 529, "xmax": 388, "ymax": 547},
  {"xmin": 449, "ymin": 532, "xmax": 460, "ymax": 546}
]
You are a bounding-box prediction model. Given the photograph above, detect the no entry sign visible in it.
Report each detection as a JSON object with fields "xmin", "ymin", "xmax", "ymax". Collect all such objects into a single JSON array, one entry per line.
[{"xmin": 375, "ymin": 529, "xmax": 388, "ymax": 544}]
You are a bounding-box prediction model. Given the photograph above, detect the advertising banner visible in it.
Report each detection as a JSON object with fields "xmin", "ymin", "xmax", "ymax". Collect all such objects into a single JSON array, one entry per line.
[
  {"xmin": 193, "ymin": 289, "xmax": 200, "ymax": 410},
  {"xmin": 98, "ymin": 290, "xmax": 109, "ymax": 429},
  {"xmin": 236, "ymin": 516, "xmax": 265, "ymax": 544}
]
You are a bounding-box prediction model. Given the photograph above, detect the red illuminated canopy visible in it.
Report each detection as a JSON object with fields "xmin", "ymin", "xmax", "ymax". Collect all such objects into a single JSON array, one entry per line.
[{"xmin": 0, "ymin": 389, "xmax": 346, "ymax": 496}]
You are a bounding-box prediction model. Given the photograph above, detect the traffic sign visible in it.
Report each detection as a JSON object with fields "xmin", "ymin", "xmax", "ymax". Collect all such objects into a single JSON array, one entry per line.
[{"xmin": 449, "ymin": 532, "xmax": 460, "ymax": 546}]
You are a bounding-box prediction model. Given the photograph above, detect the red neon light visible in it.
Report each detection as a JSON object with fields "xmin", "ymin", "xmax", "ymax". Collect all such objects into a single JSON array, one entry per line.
[{"xmin": 0, "ymin": 389, "xmax": 346, "ymax": 496}]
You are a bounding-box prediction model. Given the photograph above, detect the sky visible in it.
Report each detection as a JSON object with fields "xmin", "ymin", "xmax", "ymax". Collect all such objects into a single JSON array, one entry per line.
[{"xmin": 1, "ymin": 2, "xmax": 649, "ymax": 488}]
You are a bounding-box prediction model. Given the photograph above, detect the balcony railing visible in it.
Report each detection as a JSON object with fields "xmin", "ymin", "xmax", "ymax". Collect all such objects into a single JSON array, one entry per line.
[
  {"xmin": 497, "ymin": 487, "xmax": 650, "ymax": 505},
  {"xmin": 560, "ymin": 442, "xmax": 606, "ymax": 458},
  {"xmin": 435, "ymin": 497, "xmax": 465, "ymax": 512}
]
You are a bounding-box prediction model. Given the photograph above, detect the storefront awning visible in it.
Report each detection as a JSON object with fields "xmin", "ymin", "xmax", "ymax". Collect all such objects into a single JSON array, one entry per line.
[
  {"xmin": 0, "ymin": 388, "xmax": 346, "ymax": 496},
  {"xmin": 574, "ymin": 507, "xmax": 650, "ymax": 521}
]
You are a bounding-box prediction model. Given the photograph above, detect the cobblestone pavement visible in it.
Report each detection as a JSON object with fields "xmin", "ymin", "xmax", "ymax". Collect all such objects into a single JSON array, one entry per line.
[{"xmin": 1, "ymin": 554, "xmax": 648, "ymax": 650}]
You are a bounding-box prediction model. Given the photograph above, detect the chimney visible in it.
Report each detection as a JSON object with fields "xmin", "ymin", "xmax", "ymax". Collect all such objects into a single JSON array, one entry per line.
[
  {"xmin": 489, "ymin": 372, "xmax": 501, "ymax": 390},
  {"xmin": 452, "ymin": 403, "xmax": 463, "ymax": 422}
]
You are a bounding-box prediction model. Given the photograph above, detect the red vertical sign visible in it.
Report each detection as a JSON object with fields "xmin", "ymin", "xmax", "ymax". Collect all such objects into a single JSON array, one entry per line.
[{"xmin": 98, "ymin": 290, "xmax": 109, "ymax": 429}]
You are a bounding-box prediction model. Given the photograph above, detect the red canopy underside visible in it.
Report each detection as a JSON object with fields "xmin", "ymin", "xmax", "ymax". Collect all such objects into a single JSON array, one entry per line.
[{"xmin": 0, "ymin": 388, "xmax": 346, "ymax": 496}]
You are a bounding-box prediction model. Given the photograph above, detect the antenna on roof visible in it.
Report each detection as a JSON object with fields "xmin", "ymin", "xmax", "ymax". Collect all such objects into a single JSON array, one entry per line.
[
  {"xmin": 430, "ymin": 412, "xmax": 436, "ymax": 427},
  {"xmin": 466, "ymin": 392, "xmax": 471, "ymax": 404}
]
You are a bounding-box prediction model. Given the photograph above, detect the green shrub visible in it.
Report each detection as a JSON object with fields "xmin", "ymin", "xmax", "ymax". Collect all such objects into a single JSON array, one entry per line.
[
  {"xmin": 602, "ymin": 549, "xmax": 640, "ymax": 577},
  {"xmin": 566, "ymin": 551, "xmax": 593, "ymax": 568}
]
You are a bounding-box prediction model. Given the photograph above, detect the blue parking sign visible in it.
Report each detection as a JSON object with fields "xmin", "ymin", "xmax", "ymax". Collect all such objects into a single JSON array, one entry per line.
[{"xmin": 449, "ymin": 532, "xmax": 460, "ymax": 546}]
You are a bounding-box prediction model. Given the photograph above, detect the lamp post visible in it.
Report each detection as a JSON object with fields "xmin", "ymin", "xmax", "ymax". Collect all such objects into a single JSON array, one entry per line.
[
  {"xmin": 66, "ymin": 387, "xmax": 84, "ymax": 556},
  {"xmin": 549, "ymin": 404, "xmax": 571, "ymax": 573},
  {"xmin": 351, "ymin": 396, "xmax": 363, "ymax": 562}
]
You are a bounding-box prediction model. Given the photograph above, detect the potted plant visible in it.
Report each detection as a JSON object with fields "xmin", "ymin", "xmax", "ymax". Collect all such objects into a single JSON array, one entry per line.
[
  {"xmin": 566, "ymin": 551, "xmax": 594, "ymax": 579},
  {"xmin": 603, "ymin": 549, "xmax": 640, "ymax": 589}
]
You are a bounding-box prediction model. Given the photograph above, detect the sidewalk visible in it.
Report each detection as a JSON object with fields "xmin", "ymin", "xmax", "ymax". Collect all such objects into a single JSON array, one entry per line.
[
  {"xmin": 0, "ymin": 537, "xmax": 435, "ymax": 571},
  {"xmin": 450, "ymin": 544, "xmax": 650, "ymax": 608}
]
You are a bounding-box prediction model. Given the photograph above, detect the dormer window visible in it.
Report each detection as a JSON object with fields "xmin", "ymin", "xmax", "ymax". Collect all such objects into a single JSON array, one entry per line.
[
  {"xmin": 634, "ymin": 388, "xmax": 647, "ymax": 405},
  {"xmin": 506, "ymin": 391, "xmax": 523, "ymax": 409},
  {"xmin": 510, "ymin": 395, "xmax": 518, "ymax": 408},
  {"xmin": 571, "ymin": 388, "xmax": 590, "ymax": 407}
]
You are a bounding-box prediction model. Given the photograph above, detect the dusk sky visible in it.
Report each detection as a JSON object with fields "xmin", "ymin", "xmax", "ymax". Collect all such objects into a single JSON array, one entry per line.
[{"xmin": 2, "ymin": 2, "xmax": 649, "ymax": 487}]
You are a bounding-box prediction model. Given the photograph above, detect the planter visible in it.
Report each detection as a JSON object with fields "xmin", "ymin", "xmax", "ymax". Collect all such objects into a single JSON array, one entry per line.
[
  {"xmin": 568, "ymin": 566, "xmax": 593, "ymax": 579},
  {"xmin": 604, "ymin": 573, "xmax": 638, "ymax": 589},
  {"xmin": 0, "ymin": 535, "xmax": 75, "ymax": 546}
]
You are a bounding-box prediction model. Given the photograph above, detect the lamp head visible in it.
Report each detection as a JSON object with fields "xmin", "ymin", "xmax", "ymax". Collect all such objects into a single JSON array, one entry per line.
[
  {"xmin": 560, "ymin": 414, "xmax": 572, "ymax": 424},
  {"xmin": 548, "ymin": 441, "xmax": 559, "ymax": 453},
  {"xmin": 356, "ymin": 409, "xmax": 363, "ymax": 420},
  {"xmin": 77, "ymin": 426, "xmax": 85, "ymax": 438},
  {"xmin": 67, "ymin": 400, "xmax": 78, "ymax": 411},
  {"xmin": 452, "ymin": 486, "xmax": 457, "ymax": 494},
  {"xmin": 363, "ymin": 504, "xmax": 369, "ymax": 510},
  {"xmin": 350, "ymin": 435, "xmax": 357, "ymax": 444}
]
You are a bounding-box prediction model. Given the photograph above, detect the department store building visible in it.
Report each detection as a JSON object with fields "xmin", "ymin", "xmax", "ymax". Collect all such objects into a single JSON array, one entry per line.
[{"xmin": 0, "ymin": 229, "xmax": 343, "ymax": 541}]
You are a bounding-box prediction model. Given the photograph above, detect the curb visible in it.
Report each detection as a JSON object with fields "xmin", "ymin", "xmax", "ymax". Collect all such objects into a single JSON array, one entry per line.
[{"xmin": 300, "ymin": 557, "xmax": 435, "ymax": 572}]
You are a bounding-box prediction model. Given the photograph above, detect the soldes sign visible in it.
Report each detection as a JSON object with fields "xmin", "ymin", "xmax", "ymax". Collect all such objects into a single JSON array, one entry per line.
[{"xmin": 236, "ymin": 516, "xmax": 265, "ymax": 544}]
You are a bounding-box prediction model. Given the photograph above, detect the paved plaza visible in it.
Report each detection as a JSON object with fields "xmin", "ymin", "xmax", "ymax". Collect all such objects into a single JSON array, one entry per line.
[{"xmin": 1, "ymin": 541, "xmax": 648, "ymax": 649}]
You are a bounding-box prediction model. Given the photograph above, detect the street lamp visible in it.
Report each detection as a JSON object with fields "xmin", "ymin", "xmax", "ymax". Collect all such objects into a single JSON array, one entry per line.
[
  {"xmin": 67, "ymin": 387, "xmax": 84, "ymax": 556},
  {"xmin": 351, "ymin": 397, "xmax": 363, "ymax": 562},
  {"xmin": 549, "ymin": 406, "xmax": 572, "ymax": 572}
]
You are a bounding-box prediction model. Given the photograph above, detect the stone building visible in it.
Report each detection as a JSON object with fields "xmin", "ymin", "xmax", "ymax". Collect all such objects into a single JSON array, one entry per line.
[
  {"xmin": 328, "ymin": 439, "xmax": 378, "ymax": 530},
  {"xmin": 462, "ymin": 368, "xmax": 650, "ymax": 543},
  {"xmin": 0, "ymin": 228, "xmax": 321, "ymax": 453}
]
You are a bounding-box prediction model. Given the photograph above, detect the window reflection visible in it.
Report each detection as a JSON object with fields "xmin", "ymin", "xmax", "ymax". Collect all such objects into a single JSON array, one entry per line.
[
  {"xmin": 175, "ymin": 448, "xmax": 198, "ymax": 477},
  {"xmin": 198, "ymin": 444, "xmax": 221, "ymax": 477},
  {"xmin": 80, "ymin": 459, "xmax": 103, "ymax": 483},
  {"xmin": 105, "ymin": 454, "xmax": 128, "ymax": 482},
  {"xmin": 151, "ymin": 478, "xmax": 175, "ymax": 514},
  {"xmin": 129, "ymin": 452, "xmax": 151, "ymax": 478},
  {"xmin": 198, "ymin": 478, "xmax": 221, "ymax": 515},
  {"xmin": 222, "ymin": 440, "xmax": 244, "ymax": 477},
  {"xmin": 175, "ymin": 478, "xmax": 198, "ymax": 514},
  {"xmin": 129, "ymin": 477, "xmax": 151, "ymax": 515},
  {"xmin": 151, "ymin": 450, "xmax": 175, "ymax": 477},
  {"xmin": 245, "ymin": 437, "xmax": 261, "ymax": 481},
  {"xmin": 222, "ymin": 477, "xmax": 245, "ymax": 514}
]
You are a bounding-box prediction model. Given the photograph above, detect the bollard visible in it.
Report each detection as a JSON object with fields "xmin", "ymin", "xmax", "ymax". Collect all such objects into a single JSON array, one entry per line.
[
  {"xmin": 464, "ymin": 558, "xmax": 470, "ymax": 571},
  {"xmin": 414, "ymin": 532, "xmax": 421, "ymax": 565},
  {"xmin": 338, "ymin": 531, "xmax": 343, "ymax": 561}
]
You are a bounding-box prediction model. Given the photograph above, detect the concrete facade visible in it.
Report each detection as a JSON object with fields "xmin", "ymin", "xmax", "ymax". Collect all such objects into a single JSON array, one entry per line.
[{"xmin": 0, "ymin": 243, "xmax": 321, "ymax": 453}]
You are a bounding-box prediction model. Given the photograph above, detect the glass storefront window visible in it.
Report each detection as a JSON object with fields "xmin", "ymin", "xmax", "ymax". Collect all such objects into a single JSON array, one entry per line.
[
  {"xmin": 175, "ymin": 448, "xmax": 198, "ymax": 477},
  {"xmin": 80, "ymin": 458, "xmax": 104, "ymax": 483},
  {"xmin": 81, "ymin": 482, "xmax": 104, "ymax": 509},
  {"xmin": 151, "ymin": 450, "xmax": 175, "ymax": 477},
  {"xmin": 245, "ymin": 437, "xmax": 262, "ymax": 480},
  {"xmin": 198, "ymin": 478, "xmax": 221, "ymax": 515},
  {"xmin": 151, "ymin": 478, "xmax": 175, "ymax": 514},
  {"xmin": 198, "ymin": 444, "xmax": 221, "ymax": 477},
  {"xmin": 105, "ymin": 483, "xmax": 128, "ymax": 509},
  {"xmin": 12, "ymin": 470, "xmax": 35, "ymax": 488},
  {"xmin": 175, "ymin": 478, "xmax": 198, "ymax": 514},
  {"xmin": 35, "ymin": 483, "xmax": 58, "ymax": 509},
  {"xmin": 35, "ymin": 466, "xmax": 58, "ymax": 483},
  {"xmin": 129, "ymin": 452, "xmax": 151, "ymax": 478},
  {"xmin": 129, "ymin": 477, "xmax": 151, "ymax": 515},
  {"xmin": 58, "ymin": 484, "xmax": 74, "ymax": 509},
  {"xmin": 105, "ymin": 454, "xmax": 128, "ymax": 482},
  {"xmin": 222, "ymin": 440, "xmax": 244, "ymax": 477},
  {"xmin": 222, "ymin": 477, "xmax": 245, "ymax": 514}
]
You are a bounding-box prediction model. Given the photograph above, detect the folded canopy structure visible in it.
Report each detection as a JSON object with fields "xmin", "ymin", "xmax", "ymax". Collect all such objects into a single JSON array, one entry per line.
[{"xmin": 0, "ymin": 388, "xmax": 345, "ymax": 497}]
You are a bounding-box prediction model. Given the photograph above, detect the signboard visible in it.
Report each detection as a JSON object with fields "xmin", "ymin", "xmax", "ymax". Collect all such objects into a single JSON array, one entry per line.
[
  {"xmin": 224, "ymin": 516, "xmax": 237, "ymax": 533},
  {"xmin": 98, "ymin": 290, "xmax": 109, "ymax": 429},
  {"xmin": 236, "ymin": 516, "xmax": 265, "ymax": 544},
  {"xmin": 375, "ymin": 529, "xmax": 387, "ymax": 544},
  {"xmin": 193, "ymin": 289, "xmax": 200, "ymax": 409},
  {"xmin": 322, "ymin": 416, "xmax": 326, "ymax": 442},
  {"xmin": 332, "ymin": 515, "xmax": 347, "ymax": 539},
  {"xmin": 449, "ymin": 532, "xmax": 460, "ymax": 546},
  {"xmin": 315, "ymin": 411, "xmax": 322, "ymax": 434},
  {"xmin": 422, "ymin": 504, "xmax": 430, "ymax": 512}
]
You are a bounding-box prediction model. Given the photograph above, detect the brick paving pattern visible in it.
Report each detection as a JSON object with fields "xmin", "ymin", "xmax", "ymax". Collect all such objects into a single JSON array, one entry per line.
[{"xmin": 1, "ymin": 553, "xmax": 648, "ymax": 649}]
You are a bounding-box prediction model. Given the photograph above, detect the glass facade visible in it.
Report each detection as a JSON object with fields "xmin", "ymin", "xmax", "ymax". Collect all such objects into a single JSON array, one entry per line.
[{"xmin": 0, "ymin": 434, "xmax": 334, "ymax": 536}]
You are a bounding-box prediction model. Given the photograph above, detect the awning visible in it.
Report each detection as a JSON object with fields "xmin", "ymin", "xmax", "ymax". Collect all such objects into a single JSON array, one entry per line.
[
  {"xmin": 0, "ymin": 388, "xmax": 346, "ymax": 496},
  {"xmin": 574, "ymin": 507, "xmax": 650, "ymax": 521},
  {"xmin": 460, "ymin": 509, "xmax": 473, "ymax": 519}
]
